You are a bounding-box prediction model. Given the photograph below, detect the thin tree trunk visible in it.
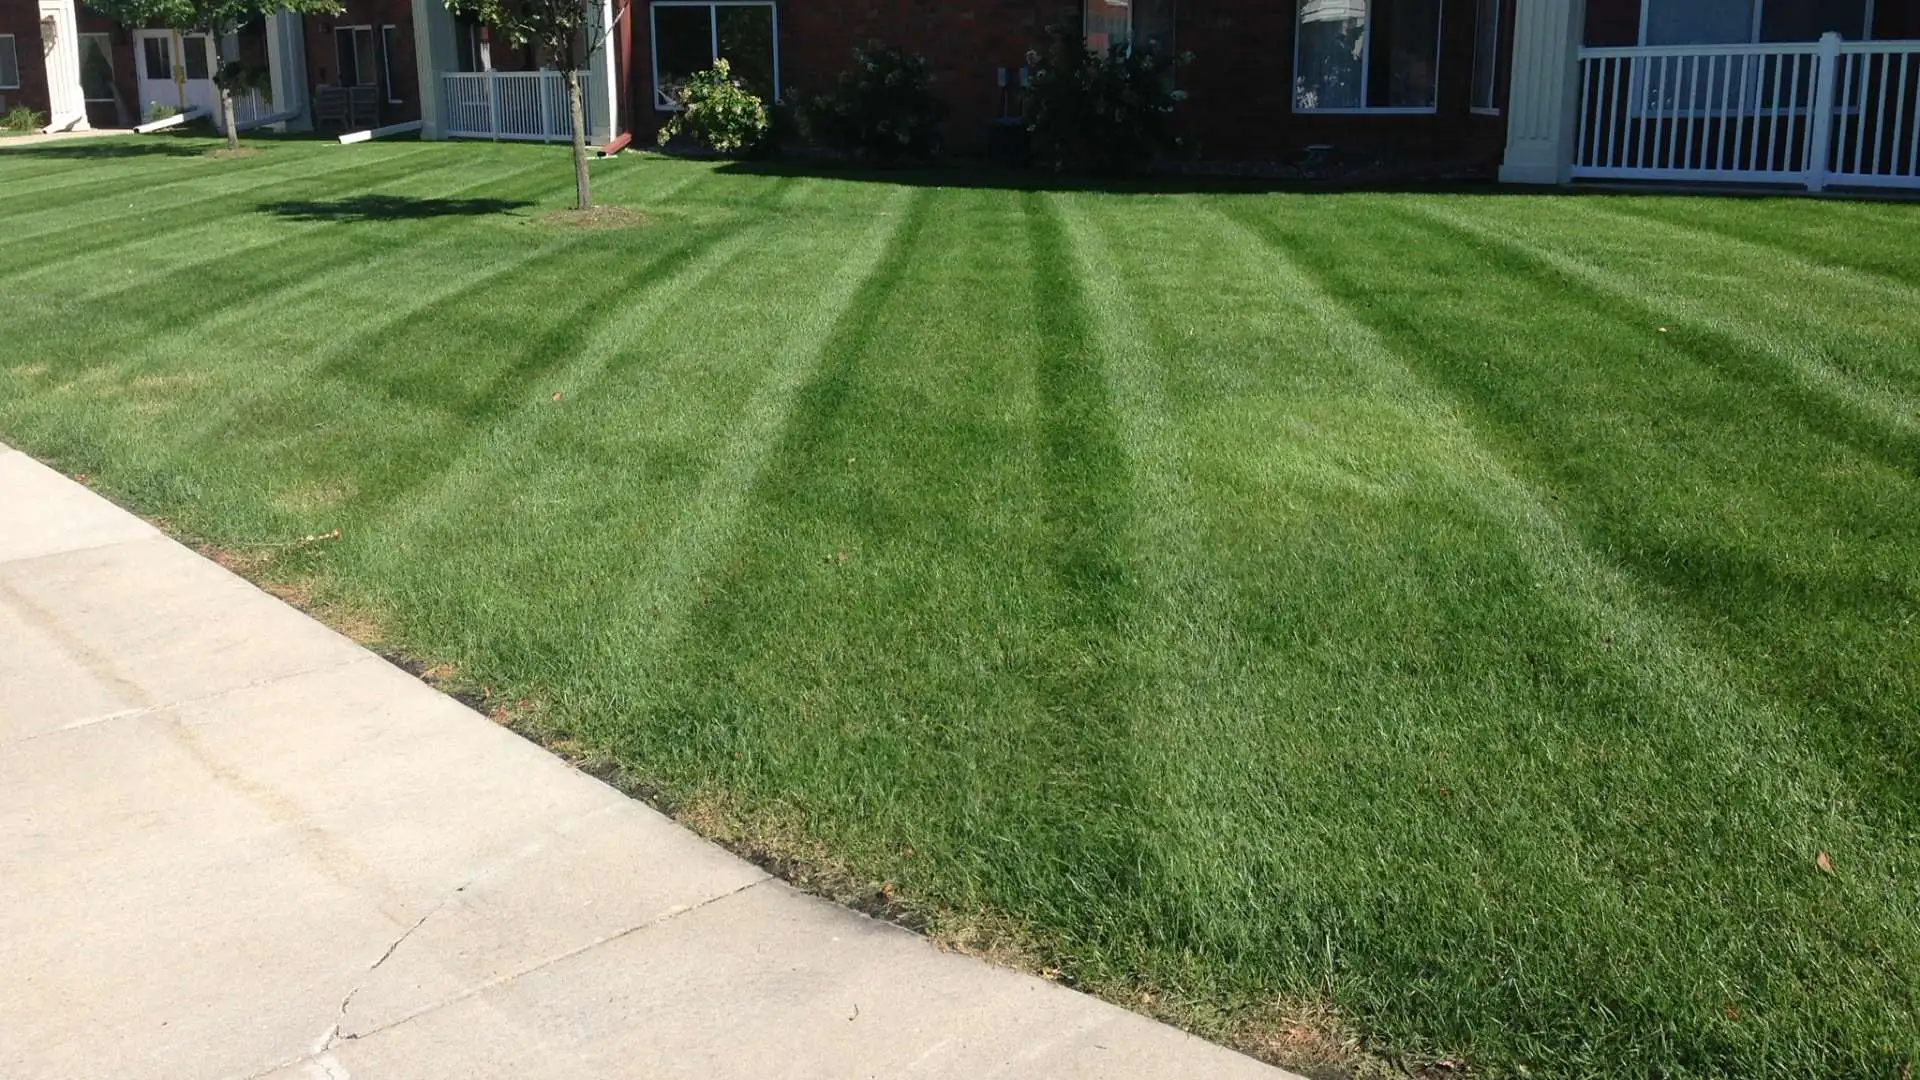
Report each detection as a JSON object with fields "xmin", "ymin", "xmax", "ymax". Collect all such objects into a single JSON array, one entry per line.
[
  {"xmin": 566, "ymin": 68, "xmax": 591, "ymax": 210},
  {"xmin": 211, "ymin": 33, "xmax": 238, "ymax": 150},
  {"xmin": 219, "ymin": 87, "xmax": 239, "ymax": 150}
]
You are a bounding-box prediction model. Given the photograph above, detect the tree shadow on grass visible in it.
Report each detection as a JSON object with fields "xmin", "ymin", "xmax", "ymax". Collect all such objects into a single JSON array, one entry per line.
[
  {"xmin": 0, "ymin": 139, "xmax": 212, "ymax": 159},
  {"xmin": 255, "ymin": 194, "xmax": 535, "ymax": 222},
  {"xmin": 710, "ymin": 156, "xmax": 1917, "ymax": 201}
]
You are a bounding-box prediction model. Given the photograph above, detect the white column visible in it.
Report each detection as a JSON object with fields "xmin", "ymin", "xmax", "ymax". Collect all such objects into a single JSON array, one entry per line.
[
  {"xmin": 411, "ymin": 0, "xmax": 460, "ymax": 139},
  {"xmin": 583, "ymin": 0, "xmax": 618, "ymax": 143},
  {"xmin": 36, "ymin": 0, "xmax": 88, "ymax": 130},
  {"xmin": 264, "ymin": 11, "xmax": 309, "ymax": 132},
  {"xmin": 1499, "ymin": 0, "xmax": 1586, "ymax": 185}
]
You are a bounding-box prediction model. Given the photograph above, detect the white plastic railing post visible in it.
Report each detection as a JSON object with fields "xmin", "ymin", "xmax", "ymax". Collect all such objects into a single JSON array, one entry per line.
[
  {"xmin": 487, "ymin": 69, "xmax": 501, "ymax": 141},
  {"xmin": 539, "ymin": 72, "xmax": 554, "ymax": 142},
  {"xmin": 1806, "ymin": 32, "xmax": 1841, "ymax": 191}
]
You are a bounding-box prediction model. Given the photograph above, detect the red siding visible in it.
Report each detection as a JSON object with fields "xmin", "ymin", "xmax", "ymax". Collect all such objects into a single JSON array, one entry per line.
[
  {"xmin": 0, "ymin": 0, "xmax": 51, "ymax": 118},
  {"xmin": 627, "ymin": 0, "xmax": 1515, "ymax": 163}
]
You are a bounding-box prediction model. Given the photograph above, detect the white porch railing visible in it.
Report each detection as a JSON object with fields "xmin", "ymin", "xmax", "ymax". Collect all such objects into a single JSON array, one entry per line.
[
  {"xmin": 441, "ymin": 71, "xmax": 592, "ymax": 142},
  {"xmin": 1574, "ymin": 34, "xmax": 1920, "ymax": 191},
  {"xmin": 230, "ymin": 91, "xmax": 273, "ymax": 128}
]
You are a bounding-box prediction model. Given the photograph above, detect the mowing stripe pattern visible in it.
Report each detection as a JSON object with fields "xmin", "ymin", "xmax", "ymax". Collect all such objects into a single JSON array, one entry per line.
[{"xmin": 3, "ymin": 138, "xmax": 1916, "ymax": 1080}]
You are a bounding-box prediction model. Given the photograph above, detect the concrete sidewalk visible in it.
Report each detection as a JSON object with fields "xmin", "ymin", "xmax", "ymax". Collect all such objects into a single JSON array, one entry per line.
[{"xmin": 0, "ymin": 444, "xmax": 1295, "ymax": 1080}]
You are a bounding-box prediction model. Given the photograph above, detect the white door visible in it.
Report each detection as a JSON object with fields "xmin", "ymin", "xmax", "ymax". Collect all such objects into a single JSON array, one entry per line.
[{"xmin": 134, "ymin": 30, "xmax": 217, "ymax": 118}]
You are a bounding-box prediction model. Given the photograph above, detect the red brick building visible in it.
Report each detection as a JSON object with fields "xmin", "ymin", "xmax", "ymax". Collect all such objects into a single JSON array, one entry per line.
[
  {"xmin": 8, "ymin": 0, "xmax": 1919, "ymax": 194},
  {"xmin": 620, "ymin": 0, "xmax": 1518, "ymax": 163}
]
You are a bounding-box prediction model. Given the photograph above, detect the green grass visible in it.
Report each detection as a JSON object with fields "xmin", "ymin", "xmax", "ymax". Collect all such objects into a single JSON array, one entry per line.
[{"xmin": 3, "ymin": 135, "xmax": 1917, "ymax": 1079}]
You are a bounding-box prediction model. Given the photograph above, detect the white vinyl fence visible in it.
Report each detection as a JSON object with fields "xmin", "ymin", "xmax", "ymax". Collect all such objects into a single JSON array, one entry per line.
[
  {"xmin": 1574, "ymin": 33, "xmax": 1920, "ymax": 191},
  {"xmin": 441, "ymin": 71, "xmax": 593, "ymax": 142}
]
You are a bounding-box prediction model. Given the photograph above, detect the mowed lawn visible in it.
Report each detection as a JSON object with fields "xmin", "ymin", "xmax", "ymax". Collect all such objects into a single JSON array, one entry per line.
[{"xmin": 3, "ymin": 136, "xmax": 1917, "ymax": 1078}]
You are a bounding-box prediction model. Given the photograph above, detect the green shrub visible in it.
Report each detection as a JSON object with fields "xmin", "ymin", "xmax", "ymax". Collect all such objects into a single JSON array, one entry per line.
[
  {"xmin": 144, "ymin": 101, "xmax": 181, "ymax": 122},
  {"xmin": 1023, "ymin": 28, "xmax": 1192, "ymax": 175},
  {"xmin": 1, "ymin": 106, "xmax": 45, "ymax": 134},
  {"xmin": 797, "ymin": 42, "xmax": 948, "ymax": 164},
  {"xmin": 656, "ymin": 59, "xmax": 769, "ymax": 156}
]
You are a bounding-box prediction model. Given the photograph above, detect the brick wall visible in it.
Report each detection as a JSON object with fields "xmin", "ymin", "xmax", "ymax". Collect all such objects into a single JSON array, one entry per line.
[
  {"xmin": 624, "ymin": 0, "xmax": 1513, "ymax": 163},
  {"xmin": 626, "ymin": 0, "xmax": 1074, "ymax": 151},
  {"xmin": 0, "ymin": 0, "xmax": 51, "ymax": 118}
]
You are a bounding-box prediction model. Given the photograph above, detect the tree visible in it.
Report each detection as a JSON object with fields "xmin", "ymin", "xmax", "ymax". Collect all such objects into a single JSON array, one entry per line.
[
  {"xmin": 445, "ymin": 0, "xmax": 621, "ymax": 209},
  {"xmin": 88, "ymin": 0, "xmax": 341, "ymax": 150}
]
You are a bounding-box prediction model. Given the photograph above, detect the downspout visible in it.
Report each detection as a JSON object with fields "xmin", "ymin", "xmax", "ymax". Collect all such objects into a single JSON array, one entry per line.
[{"xmin": 599, "ymin": 0, "xmax": 631, "ymax": 154}]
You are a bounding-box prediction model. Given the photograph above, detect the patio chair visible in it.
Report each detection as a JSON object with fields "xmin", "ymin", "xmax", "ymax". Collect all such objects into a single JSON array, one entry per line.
[
  {"xmin": 312, "ymin": 86, "xmax": 352, "ymax": 132},
  {"xmin": 348, "ymin": 86, "xmax": 380, "ymax": 130}
]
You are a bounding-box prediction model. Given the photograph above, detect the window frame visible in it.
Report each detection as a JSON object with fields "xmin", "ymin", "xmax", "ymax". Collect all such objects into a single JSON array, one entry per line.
[
  {"xmin": 180, "ymin": 32, "xmax": 211, "ymax": 81},
  {"xmin": 1291, "ymin": 0, "xmax": 1446, "ymax": 116},
  {"xmin": 1469, "ymin": 0, "xmax": 1501, "ymax": 115},
  {"xmin": 1634, "ymin": 0, "xmax": 1876, "ymax": 45},
  {"xmin": 453, "ymin": 19, "xmax": 484, "ymax": 72},
  {"xmin": 78, "ymin": 32, "xmax": 116, "ymax": 101},
  {"xmin": 140, "ymin": 34, "xmax": 172, "ymax": 82},
  {"xmin": 334, "ymin": 24, "xmax": 377, "ymax": 88},
  {"xmin": 1085, "ymin": 0, "xmax": 1130, "ymax": 55},
  {"xmin": 0, "ymin": 34, "xmax": 20, "ymax": 91},
  {"xmin": 380, "ymin": 24, "xmax": 402, "ymax": 102},
  {"xmin": 648, "ymin": 0, "xmax": 779, "ymax": 112}
]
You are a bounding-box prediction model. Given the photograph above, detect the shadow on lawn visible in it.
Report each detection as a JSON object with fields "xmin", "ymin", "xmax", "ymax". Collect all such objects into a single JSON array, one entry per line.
[
  {"xmin": 0, "ymin": 139, "xmax": 211, "ymax": 159},
  {"xmin": 256, "ymin": 194, "xmax": 535, "ymax": 222},
  {"xmin": 711, "ymin": 157, "xmax": 1918, "ymax": 201}
]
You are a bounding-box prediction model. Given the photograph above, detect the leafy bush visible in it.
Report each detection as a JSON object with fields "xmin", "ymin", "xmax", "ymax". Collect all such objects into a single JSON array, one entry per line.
[
  {"xmin": 144, "ymin": 101, "xmax": 181, "ymax": 122},
  {"xmin": 656, "ymin": 59, "xmax": 769, "ymax": 156},
  {"xmin": 797, "ymin": 42, "xmax": 948, "ymax": 164},
  {"xmin": 1023, "ymin": 28, "xmax": 1192, "ymax": 175},
  {"xmin": 1, "ymin": 106, "xmax": 45, "ymax": 134}
]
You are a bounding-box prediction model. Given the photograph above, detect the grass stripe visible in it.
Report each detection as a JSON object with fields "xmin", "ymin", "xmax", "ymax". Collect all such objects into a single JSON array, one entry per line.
[
  {"xmin": 11, "ymin": 156, "xmax": 563, "ymax": 346},
  {"xmin": 359, "ymin": 187, "xmax": 808, "ymax": 538},
  {"xmin": 0, "ymin": 144, "xmax": 444, "ymax": 261},
  {"xmin": 1404, "ymin": 200, "xmax": 1920, "ymax": 471},
  {"xmin": 1601, "ymin": 195, "xmax": 1920, "ymax": 292},
  {"xmin": 1216, "ymin": 198, "xmax": 1909, "ymax": 1068},
  {"xmin": 1018, "ymin": 190, "xmax": 1158, "ymax": 919},
  {"xmin": 556, "ymin": 184, "xmax": 920, "ymax": 694},
  {"xmin": 5, "ymin": 158, "xmax": 576, "ymax": 404}
]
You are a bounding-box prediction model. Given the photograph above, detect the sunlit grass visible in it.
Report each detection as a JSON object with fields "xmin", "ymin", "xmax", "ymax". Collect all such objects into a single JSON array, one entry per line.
[{"xmin": 3, "ymin": 136, "xmax": 1916, "ymax": 1079}]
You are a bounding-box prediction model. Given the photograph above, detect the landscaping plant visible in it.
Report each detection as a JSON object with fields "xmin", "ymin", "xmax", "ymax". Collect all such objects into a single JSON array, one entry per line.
[
  {"xmin": 1023, "ymin": 27, "xmax": 1191, "ymax": 174},
  {"xmin": 85, "ymin": 0, "xmax": 340, "ymax": 150},
  {"xmin": 1, "ymin": 105, "xmax": 45, "ymax": 134},
  {"xmin": 656, "ymin": 59, "xmax": 769, "ymax": 157},
  {"xmin": 796, "ymin": 42, "xmax": 948, "ymax": 164}
]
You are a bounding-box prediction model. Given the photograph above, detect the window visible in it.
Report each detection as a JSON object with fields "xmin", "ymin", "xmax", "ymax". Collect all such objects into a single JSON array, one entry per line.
[
  {"xmin": 80, "ymin": 33, "xmax": 115, "ymax": 101},
  {"xmin": 182, "ymin": 34, "xmax": 209, "ymax": 81},
  {"xmin": 649, "ymin": 1, "xmax": 777, "ymax": 110},
  {"xmin": 1470, "ymin": 0, "xmax": 1500, "ymax": 113},
  {"xmin": 141, "ymin": 35, "xmax": 172, "ymax": 81},
  {"xmin": 453, "ymin": 18, "xmax": 486, "ymax": 72},
  {"xmin": 335, "ymin": 26, "xmax": 376, "ymax": 87},
  {"xmin": 381, "ymin": 25, "xmax": 402, "ymax": 102},
  {"xmin": 1638, "ymin": 0, "xmax": 1871, "ymax": 45},
  {"xmin": 1083, "ymin": 0, "xmax": 1174, "ymax": 56},
  {"xmin": 1294, "ymin": 0, "xmax": 1442, "ymax": 113},
  {"xmin": 1086, "ymin": 0, "xmax": 1129, "ymax": 55},
  {"xmin": 0, "ymin": 35, "xmax": 18, "ymax": 91}
]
